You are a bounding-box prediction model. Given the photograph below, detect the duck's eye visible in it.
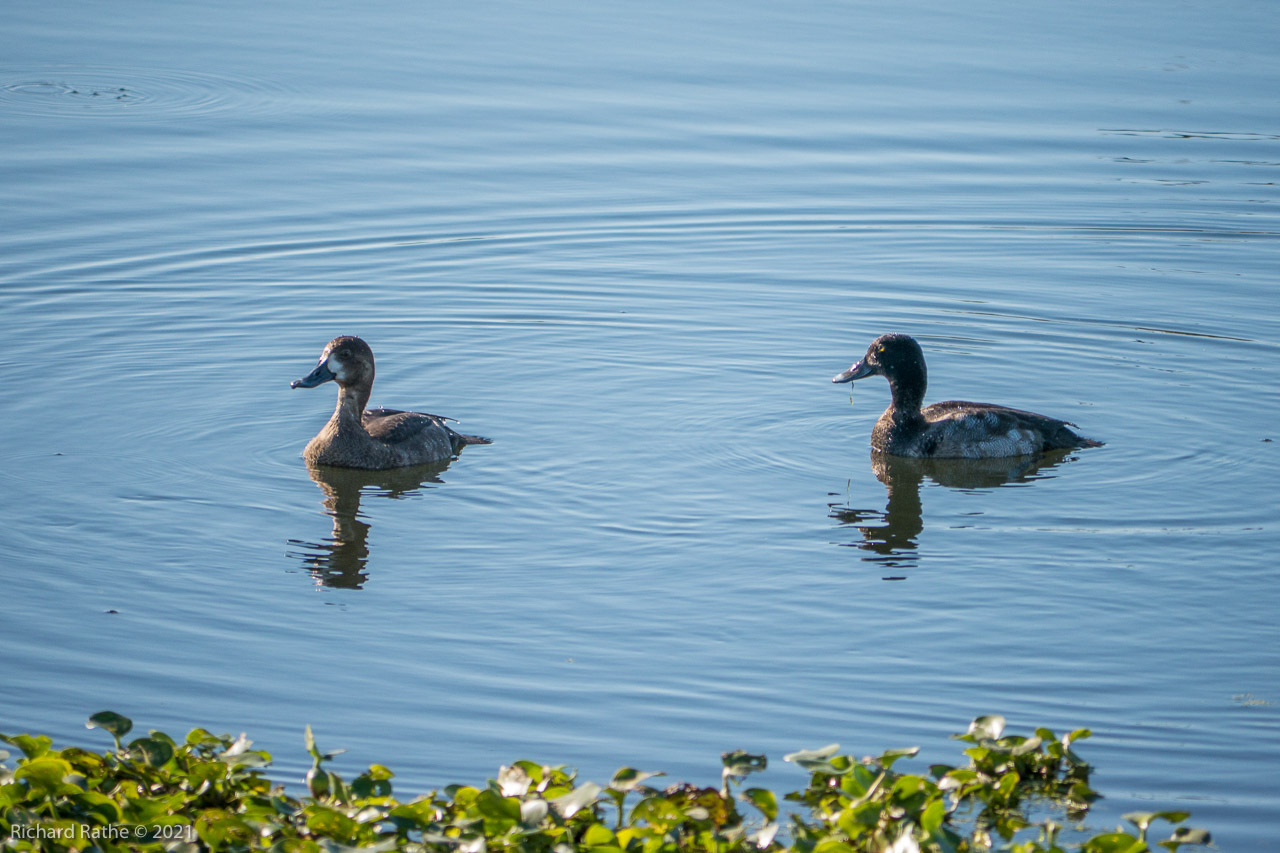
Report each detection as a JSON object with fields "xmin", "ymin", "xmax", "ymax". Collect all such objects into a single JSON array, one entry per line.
[{"xmin": 877, "ymin": 345, "xmax": 885, "ymax": 354}]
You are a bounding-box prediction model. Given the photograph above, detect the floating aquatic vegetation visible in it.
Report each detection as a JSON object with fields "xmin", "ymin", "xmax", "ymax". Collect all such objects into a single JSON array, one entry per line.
[{"xmin": 0, "ymin": 712, "xmax": 1210, "ymax": 852}]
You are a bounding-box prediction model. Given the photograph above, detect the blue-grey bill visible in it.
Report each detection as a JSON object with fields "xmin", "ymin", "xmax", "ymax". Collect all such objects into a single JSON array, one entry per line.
[
  {"xmin": 291, "ymin": 361, "xmax": 335, "ymax": 388},
  {"xmin": 832, "ymin": 361, "xmax": 874, "ymax": 383}
]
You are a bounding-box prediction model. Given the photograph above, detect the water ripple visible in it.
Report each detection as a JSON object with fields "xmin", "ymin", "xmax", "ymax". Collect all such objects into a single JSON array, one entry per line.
[
  {"xmin": 8, "ymin": 212, "xmax": 1278, "ymax": 294},
  {"xmin": 0, "ymin": 64, "xmax": 291, "ymax": 119}
]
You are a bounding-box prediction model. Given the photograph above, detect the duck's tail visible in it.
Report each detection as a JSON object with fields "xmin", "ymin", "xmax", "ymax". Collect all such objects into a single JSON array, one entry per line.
[
  {"xmin": 449, "ymin": 428, "xmax": 493, "ymax": 449},
  {"xmin": 1046, "ymin": 421, "xmax": 1104, "ymax": 451}
]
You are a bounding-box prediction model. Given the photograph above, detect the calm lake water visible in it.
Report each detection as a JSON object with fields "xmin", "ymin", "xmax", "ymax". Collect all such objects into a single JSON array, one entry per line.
[{"xmin": 3, "ymin": 0, "xmax": 1278, "ymax": 847}]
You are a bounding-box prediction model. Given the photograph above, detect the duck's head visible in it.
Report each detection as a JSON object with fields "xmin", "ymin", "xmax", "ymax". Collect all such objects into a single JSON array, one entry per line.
[
  {"xmin": 832, "ymin": 333, "xmax": 926, "ymax": 389},
  {"xmin": 292, "ymin": 336, "xmax": 375, "ymax": 390}
]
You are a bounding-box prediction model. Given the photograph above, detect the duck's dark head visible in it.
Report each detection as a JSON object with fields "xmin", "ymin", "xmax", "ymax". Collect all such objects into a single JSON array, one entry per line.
[
  {"xmin": 832, "ymin": 333, "xmax": 928, "ymax": 406},
  {"xmin": 292, "ymin": 336, "xmax": 376, "ymax": 391}
]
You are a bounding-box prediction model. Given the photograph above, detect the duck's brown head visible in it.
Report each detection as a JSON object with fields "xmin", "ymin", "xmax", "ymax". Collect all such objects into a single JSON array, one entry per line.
[{"xmin": 291, "ymin": 336, "xmax": 375, "ymax": 390}]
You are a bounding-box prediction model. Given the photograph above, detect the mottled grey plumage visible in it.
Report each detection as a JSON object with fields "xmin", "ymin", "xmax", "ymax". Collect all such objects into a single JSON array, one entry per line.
[
  {"xmin": 292, "ymin": 336, "xmax": 490, "ymax": 469},
  {"xmin": 832, "ymin": 333, "xmax": 1101, "ymax": 459}
]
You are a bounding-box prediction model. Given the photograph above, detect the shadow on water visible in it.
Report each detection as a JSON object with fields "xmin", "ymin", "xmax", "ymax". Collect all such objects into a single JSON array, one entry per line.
[
  {"xmin": 287, "ymin": 461, "xmax": 453, "ymax": 589},
  {"xmin": 829, "ymin": 449, "xmax": 1079, "ymax": 576}
]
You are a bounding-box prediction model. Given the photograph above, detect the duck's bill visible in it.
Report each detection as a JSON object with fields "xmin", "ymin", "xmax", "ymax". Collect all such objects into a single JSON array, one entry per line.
[
  {"xmin": 832, "ymin": 360, "xmax": 876, "ymax": 384},
  {"xmin": 291, "ymin": 361, "xmax": 335, "ymax": 388}
]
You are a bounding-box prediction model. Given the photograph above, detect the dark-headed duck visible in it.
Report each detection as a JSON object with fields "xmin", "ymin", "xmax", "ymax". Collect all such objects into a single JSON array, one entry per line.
[
  {"xmin": 291, "ymin": 336, "xmax": 490, "ymax": 469},
  {"xmin": 832, "ymin": 333, "xmax": 1101, "ymax": 458}
]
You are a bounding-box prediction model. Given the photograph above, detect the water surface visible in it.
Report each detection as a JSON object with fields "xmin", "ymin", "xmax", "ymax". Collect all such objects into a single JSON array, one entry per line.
[{"xmin": 2, "ymin": 0, "xmax": 1278, "ymax": 848}]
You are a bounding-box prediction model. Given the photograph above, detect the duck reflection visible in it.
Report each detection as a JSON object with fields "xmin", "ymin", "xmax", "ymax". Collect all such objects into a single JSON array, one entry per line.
[
  {"xmin": 287, "ymin": 460, "xmax": 452, "ymax": 589},
  {"xmin": 829, "ymin": 449, "xmax": 1078, "ymax": 573}
]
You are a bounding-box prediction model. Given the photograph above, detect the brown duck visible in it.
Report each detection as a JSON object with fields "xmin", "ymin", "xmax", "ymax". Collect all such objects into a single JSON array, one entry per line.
[{"xmin": 292, "ymin": 336, "xmax": 490, "ymax": 469}]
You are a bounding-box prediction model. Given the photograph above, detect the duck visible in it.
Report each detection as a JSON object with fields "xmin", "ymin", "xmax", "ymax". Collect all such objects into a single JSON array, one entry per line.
[
  {"xmin": 291, "ymin": 336, "xmax": 490, "ymax": 469},
  {"xmin": 832, "ymin": 333, "xmax": 1101, "ymax": 458}
]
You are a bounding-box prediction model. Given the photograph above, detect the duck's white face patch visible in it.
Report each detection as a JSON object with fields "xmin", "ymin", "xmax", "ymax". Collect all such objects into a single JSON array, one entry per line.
[{"xmin": 326, "ymin": 352, "xmax": 347, "ymax": 379}]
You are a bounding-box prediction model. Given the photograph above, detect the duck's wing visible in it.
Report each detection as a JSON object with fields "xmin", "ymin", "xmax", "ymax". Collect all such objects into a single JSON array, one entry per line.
[
  {"xmin": 362, "ymin": 409, "xmax": 447, "ymax": 445},
  {"xmin": 922, "ymin": 401, "xmax": 1099, "ymax": 456},
  {"xmin": 363, "ymin": 408, "xmax": 491, "ymax": 450},
  {"xmin": 365, "ymin": 406, "xmax": 455, "ymax": 422}
]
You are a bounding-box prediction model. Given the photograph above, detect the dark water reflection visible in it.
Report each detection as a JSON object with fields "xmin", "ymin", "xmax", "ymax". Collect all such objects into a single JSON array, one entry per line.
[
  {"xmin": 287, "ymin": 461, "xmax": 452, "ymax": 589},
  {"xmin": 830, "ymin": 450, "xmax": 1078, "ymax": 573}
]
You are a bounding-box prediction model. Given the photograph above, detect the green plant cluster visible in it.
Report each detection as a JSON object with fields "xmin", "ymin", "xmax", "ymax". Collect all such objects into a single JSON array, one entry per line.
[{"xmin": 0, "ymin": 712, "xmax": 1210, "ymax": 853}]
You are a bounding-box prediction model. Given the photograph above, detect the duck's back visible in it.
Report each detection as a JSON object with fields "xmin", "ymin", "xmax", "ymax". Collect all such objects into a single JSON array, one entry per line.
[
  {"xmin": 364, "ymin": 408, "xmax": 491, "ymax": 457},
  {"xmin": 875, "ymin": 400, "xmax": 1099, "ymax": 459}
]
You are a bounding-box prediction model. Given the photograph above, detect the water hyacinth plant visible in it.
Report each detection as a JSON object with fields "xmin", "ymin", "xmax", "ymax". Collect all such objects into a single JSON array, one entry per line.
[{"xmin": 0, "ymin": 712, "xmax": 1210, "ymax": 852}]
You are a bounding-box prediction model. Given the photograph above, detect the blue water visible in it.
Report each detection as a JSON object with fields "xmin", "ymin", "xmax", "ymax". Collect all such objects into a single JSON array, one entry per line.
[{"xmin": 2, "ymin": 0, "xmax": 1278, "ymax": 848}]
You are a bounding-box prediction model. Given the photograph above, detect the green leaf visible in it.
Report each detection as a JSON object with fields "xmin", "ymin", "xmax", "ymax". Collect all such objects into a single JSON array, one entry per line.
[
  {"xmin": 4, "ymin": 734, "xmax": 53, "ymax": 759},
  {"xmin": 552, "ymin": 781, "xmax": 602, "ymax": 818},
  {"xmin": 722, "ymin": 750, "xmax": 768, "ymax": 779},
  {"xmin": 389, "ymin": 798, "xmax": 442, "ymax": 828},
  {"xmin": 367, "ymin": 764, "xmax": 394, "ymax": 781},
  {"xmin": 87, "ymin": 711, "xmax": 133, "ymax": 744},
  {"xmin": 1065, "ymin": 728, "xmax": 1093, "ymax": 747},
  {"xmin": 609, "ymin": 767, "xmax": 664, "ymax": 791},
  {"xmin": 147, "ymin": 729, "xmax": 178, "ymax": 748},
  {"xmin": 306, "ymin": 804, "xmax": 358, "ymax": 838},
  {"xmin": 892, "ymin": 774, "xmax": 933, "ymax": 800},
  {"xmin": 352, "ymin": 767, "xmax": 394, "ymax": 799},
  {"xmin": 997, "ymin": 770, "xmax": 1019, "ymax": 798},
  {"xmin": 742, "ymin": 787, "xmax": 778, "ymax": 821},
  {"xmin": 14, "ymin": 756, "xmax": 75, "ymax": 794},
  {"xmin": 920, "ymin": 798, "xmax": 946, "ymax": 833},
  {"xmin": 935, "ymin": 767, "xmax": 977, "ymax": 789},
  {"xmin": 222, "ymin": 732, "xmax": 253, "ymax": 758},
  {"xmin": 583, "ymin": 823, "xmax": 616, "ymax": 845},
  {"xmin": 512, "ymin": 760, "xmax": 548, "ymax": 788},
  {"xmin": 1081, "ymin": 832, "xmax": 1146, "ymax": 853},
  {"xmin": 187, "ymin": 760, "xmax": 227, "ymax": 788},
  {"xmin": 129, "ymin": 736, "xmax": 175, "ymax": 767},
  {"xmin": 305, "ymin": 724, "xmax": 320, "ymax": 758},
  {"xmin": 219, "ymin": 732, "xmax": 270, "ymax": 768},
  {"xmin": 967, "ymin": 715, "xmax": 1006, "ymax": 741},
  {"xmin": 185, "ymin": 727, "xmax": 225, "ymax": 748},
  {"xmin": 1124, "ymin": 810, "xmax": 1163, "ymax": 831},
  {"xmin": 876, "ymin": 746, "xmax": 919, "ymax": 770},
  {"xmin": 77, "ymin": 789, "xmax": 126, "ymax": 823},
  {"xmin": 474, "ymin": 788, "xmax": 522, "ymax": 822},
  {"xmin": 628, "ymin": 795, "xmax": 684, "ymax": 830},
  {"xmin": 308, "ymin": 766, "xmax": 334, "ymax": 798},
  {"xmin": 449, "ymin": 784, "xmax": 481, "ymax": 807},
  {"xmin": 1064, "ymin": 778, "xmax": 1095, "ymax": 799},
  {"xmin": 1004, "ymin": 735, "xmax": 1043, "ymax": 757},
  {"xmin": 784, "ymin": 744, "xmax": 842, "ymax": 773},
  {"xmin": 1158, "ymin": 827, "xmax": 1212, "ymax": 851}
]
